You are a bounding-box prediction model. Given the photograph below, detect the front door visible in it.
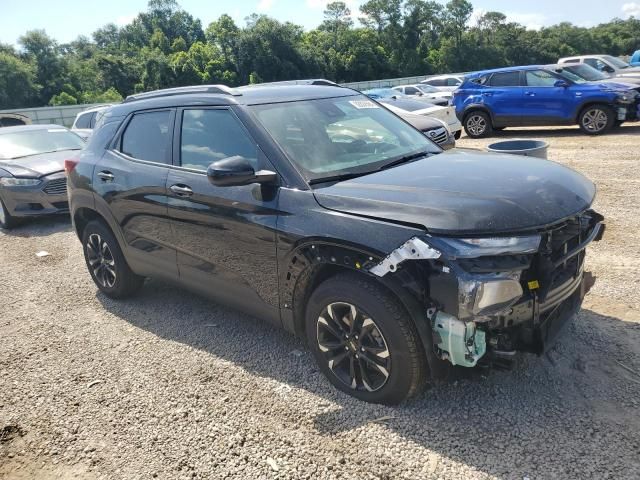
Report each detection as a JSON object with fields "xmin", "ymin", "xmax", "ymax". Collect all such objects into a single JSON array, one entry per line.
[
  {"xmin": 522, "ymin": 69, "xmax": 573, "ymax": 124},
  {"xmin": 484, "ymin": 70, "xmax": 524, "ymax": 126},
  {"xmin": 165, "ymin": 107, "xmax": 281, "ymax": 324},
  {"xmin": 95, "ymin": 109, "xmax": 178, "ymax": 278}
]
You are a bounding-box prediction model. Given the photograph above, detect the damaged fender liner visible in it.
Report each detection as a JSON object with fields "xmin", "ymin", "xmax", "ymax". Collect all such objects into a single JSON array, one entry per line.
[{"xmin": 369, "ymin": 237, "xmax": 441, "ymax": 277}]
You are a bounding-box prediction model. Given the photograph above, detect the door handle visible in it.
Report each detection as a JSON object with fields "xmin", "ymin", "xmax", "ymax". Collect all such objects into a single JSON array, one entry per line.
[
  {"xmin": 97, "ymin": 171, "xmax": 115, "ymax": 182},
  {"xmin": 525, "ymin": 91, "xmax": 536, "ymax": 96},
  {"xmin": 170, "ymin": 184, "xmax": 193, "ymax": 197},
  {"xmin": 482, "ymin": 92, "xmax": 493, "ymax": 97}
]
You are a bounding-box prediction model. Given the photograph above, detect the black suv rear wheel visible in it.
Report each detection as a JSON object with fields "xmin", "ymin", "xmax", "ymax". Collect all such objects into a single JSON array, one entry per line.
[
  {"xmin": 463, "ymin": 111, "xmax": 493, "ymax": 138},
  {"xmin": 82, "ymin": 220, "xmax": 144, "ymax": 298},
  {"xmin": 306, "ymin": 273, "xmax": 427, "ymax": 404},
  {"xmin": 579, "ymin": 104, "xmax": 615, "ymax": 135},
  {"xmin": 0, "ymin": 197, "xmax": 17, "ymax": 230}
]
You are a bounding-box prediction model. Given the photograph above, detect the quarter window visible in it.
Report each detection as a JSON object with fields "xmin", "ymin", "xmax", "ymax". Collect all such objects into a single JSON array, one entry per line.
[
  {"xmin": 180, "ymin": 109, "xmax": 257, "ymax": 171},
  {"xmin": 75, "ymin": 112, "xmax": 92, "ymax": 129},
  {"xmin": 488, "ymin": 72, "xmax": 521, "ymax": 87},
  {"xmin": 121, "ymin": 110, "xmax": 172, "ymax": 163},
  {"xmin": 526, "ymin": 70, "xmax": 558, "ymax": 87}
]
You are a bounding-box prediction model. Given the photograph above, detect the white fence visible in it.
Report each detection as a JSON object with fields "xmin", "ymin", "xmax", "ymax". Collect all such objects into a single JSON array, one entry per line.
[{"xmin": 0, "ymin": 104, "xmax": 104, "ymax": 128}]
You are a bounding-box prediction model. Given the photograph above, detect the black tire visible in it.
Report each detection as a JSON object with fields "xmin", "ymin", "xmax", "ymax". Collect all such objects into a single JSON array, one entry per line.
[
  {"xmin": 0, "ymin": 196, "xmax": 17, "ymax": 230},
  {"xmin": 463, "ymin": 110, "xmax": 493, "ymax": 138},
  {"xmin": 614, "ymin": 120, "xmax": 624, "ymax": 128},
  {"xmin": 453, "ymin": 130, "xmax": 461, "ymax": 140},
  {"xmin": 578, "ymin": 104, "xmax": 615, "ymax": 135},
  {"xmin": 305, "ymin": 272, "xmax": 427, "ymax": 404},
  {"xmin": 81, "ymin": 220, "xmax": 144, "ymax": 299}
]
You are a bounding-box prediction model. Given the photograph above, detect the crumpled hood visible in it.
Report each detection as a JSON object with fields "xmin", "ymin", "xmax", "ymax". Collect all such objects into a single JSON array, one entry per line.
[
  {"xmin": 0, "ymin": 150, "xmax": 71, "ymax": 177},
  {"xmin": 313, "ymin": 149, "xmax": 596, "ymax": 234}
]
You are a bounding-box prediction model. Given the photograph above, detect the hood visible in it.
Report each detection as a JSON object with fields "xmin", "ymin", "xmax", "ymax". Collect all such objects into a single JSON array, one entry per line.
[
  {"xmin": 586, "ymin": 79, "xmax": 640, "ymax": 91},
  {"xmin": 313, "ymin": 149, "xmax": 596, "ymax": 235},
  {"xmin": 399, "ymin": 113, "xmax": 446, "ymax": 131},
  {"xmin": 0, "ymin": 150, "xmax": 72, "ymax": 178}
]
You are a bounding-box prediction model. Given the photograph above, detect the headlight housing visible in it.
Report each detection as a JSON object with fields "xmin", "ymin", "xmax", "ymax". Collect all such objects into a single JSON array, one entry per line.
[
  {"xmin": 0, "ymin": 177, "xmax": 42, "ymax": 187},
  {"xmin": 458, "ymin": 272, "xmax": 523, "ymax": 319},
  {"xmin": 427, "ymin": 235, "xmax": 541, "ymax": 258}
]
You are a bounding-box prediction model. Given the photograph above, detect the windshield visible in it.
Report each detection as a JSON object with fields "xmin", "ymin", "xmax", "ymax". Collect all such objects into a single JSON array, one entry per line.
[
  {"xmin": 602, "ymin": 55, "xmax": 630, "ymax": 69},
  {"xmin": 251, "ymin": 95, "xmax": 439, "ymax": 182},
  {"xmin": 555, "ymin": 68, "xmax": 587, "ymax": 83},
  {"xmin": 415, "ymin": 84, "xmax": 439, "ymax": 94},
  {"xmin": 564, "ymin": 64, "xmax": 608, "ymax": 81},
  {"xmin": 0, "ymin": 128, "xmax": 85, "ymax": 160}
]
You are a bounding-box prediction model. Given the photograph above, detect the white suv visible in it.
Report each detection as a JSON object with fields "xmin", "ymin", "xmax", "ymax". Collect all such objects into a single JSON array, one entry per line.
[
  {"xmin": 71, "ymin": 105, "xmax": 112, "ymax": 139},
  {"xmin": 558, "ymin": 55, "xmax": 640, "ymax": 78}
]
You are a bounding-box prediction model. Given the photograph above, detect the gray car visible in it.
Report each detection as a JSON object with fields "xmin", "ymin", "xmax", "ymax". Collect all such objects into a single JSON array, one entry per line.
[{"xmin": 0, "ymin": 125, "xmax": 85, "ymax": 229}]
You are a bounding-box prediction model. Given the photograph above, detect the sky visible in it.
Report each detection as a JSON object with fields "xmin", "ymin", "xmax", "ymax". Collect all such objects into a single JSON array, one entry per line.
[{"xmin": 1, "ymin": 0, "xmax": 639, "ymax": 46}]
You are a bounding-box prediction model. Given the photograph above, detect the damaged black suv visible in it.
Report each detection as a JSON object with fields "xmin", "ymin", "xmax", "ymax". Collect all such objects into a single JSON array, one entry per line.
[{"xmin": 68, "ymin": 83, "xmax": 604, "ymax": 404}]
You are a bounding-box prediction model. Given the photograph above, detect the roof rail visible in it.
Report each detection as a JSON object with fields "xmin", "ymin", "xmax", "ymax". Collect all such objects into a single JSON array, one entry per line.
[
  {"xmin": 124, "ymin": 84, "xmax": 241, "ymax": 103},
  {"xmin": 245, "ymin": 79, "xmax": 341, "ymax": 87}
]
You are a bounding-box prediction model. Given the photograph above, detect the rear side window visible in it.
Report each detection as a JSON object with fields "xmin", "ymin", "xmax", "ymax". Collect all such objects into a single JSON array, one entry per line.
[
  {"xmin": 526, "ymin": 70, "xmax": 558, "ymax": 87},
  {"xmin": 426, "ymin": 78, "xmax": 444, "ymax": 86},
  {"xmin": 405, "ymin": 86, "xmax": 419, "ymax": 95},
  {"xmin": 121, "ymin": 110, "xmax": 172, "ymax": 163},
  {"xmin": 584, "ymin": 58, "xmax": 608, "ymax": 72},
  {"xmin": 446, "ymin": 78, "xmax": 461, "ymax": 86},
  {"xmin": 75, "ymin": 112, "xmax": 93, "ymax": 129},
  {"xmin": 563, "ymin": 59, "xmax": 580, "ymax": 63},
  {"xmin": 488, "ymin": 72, "xmax": 521, "ymax": 87},
  {"xmin": 180, "ymin": 109, "xmax": 257, "ymax": 171}
]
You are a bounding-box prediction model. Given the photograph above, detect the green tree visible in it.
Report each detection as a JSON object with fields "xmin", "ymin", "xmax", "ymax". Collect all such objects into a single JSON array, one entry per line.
[
  {"xmin": 49, "ymin": 91, "xmax": 77, "ymax": 105},
  {"xmin": 0, "ymin": 53, "xmax": 40, "ymax": 108},
  {"xmin": 19, "ymin": 30, "xmax": 66, "ymax": 105}
]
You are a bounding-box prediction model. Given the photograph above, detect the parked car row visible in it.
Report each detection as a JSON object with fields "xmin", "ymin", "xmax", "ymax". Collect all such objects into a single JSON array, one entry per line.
[
  {"xmin": 451, "ymin": 61, "xmax": 640, "ymax": 138},
  {"xmin": 1, "ymin": 82, "xmax": 605, "ymax": 405}
]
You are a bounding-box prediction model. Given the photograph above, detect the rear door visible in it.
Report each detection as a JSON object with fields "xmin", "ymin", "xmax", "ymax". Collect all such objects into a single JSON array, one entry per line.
[
  {"xmin": 94, "ymin": 109, "xmax": 178, "ymax": 278},
  {"xmin": 522, "ymin": 69, "xmax": 573, "ymax": 124},
  {"xmin": 164, "ymin": 107, "xmax": 281, "ymax": 324},
  {"xmin": 485, "ymin": 71, "xmax": 524, "ymax": 126}
]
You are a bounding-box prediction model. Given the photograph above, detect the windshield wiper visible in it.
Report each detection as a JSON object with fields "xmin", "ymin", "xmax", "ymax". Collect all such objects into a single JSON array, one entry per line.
[
  {"xmin": 309, "ymin": 171, "xmax": 374, "ymax": 185},
  {"xmin": 379, "ymin": 150, "xmax": 432, "ymax": 170}
]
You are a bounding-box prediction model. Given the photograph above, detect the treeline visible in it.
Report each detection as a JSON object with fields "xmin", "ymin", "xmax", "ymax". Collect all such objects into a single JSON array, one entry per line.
[{"xmin": 1, "ymin": 0, "xmax": 639, "ymax": 109}]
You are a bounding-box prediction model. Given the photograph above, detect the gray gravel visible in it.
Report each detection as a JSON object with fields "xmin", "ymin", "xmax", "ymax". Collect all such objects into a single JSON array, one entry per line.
[{"xmin": 2, "ymin": 125, "xmax": 640, "ymax": 479}]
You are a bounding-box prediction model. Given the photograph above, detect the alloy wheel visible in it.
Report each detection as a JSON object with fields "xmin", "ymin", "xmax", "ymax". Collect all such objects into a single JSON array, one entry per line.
[
  {"xmin": 582, "ymin": 108, "xmax": 608, "ymax": 133},
  {"xmin": 466, "ymin": 115, "xmax": 487, "ymax": 136},
  {"xmin": 316, "ymin": 302, "xmax": 391, "ymax": 392},
  {"xmin": 86, "ymin": 233, "xmax": 117, "ymax": 288}
]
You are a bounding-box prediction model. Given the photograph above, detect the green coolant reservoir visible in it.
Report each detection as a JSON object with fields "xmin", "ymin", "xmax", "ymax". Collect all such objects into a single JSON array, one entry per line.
[{"xmin": 432, "ymin": 312, "xmax": 486, "ymax": 367}]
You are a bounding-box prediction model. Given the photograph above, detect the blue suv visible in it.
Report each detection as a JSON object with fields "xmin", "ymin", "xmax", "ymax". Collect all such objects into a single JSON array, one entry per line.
[{"xmin": 453, "ymin": 65, "xmax": 639, "ymax": 138}]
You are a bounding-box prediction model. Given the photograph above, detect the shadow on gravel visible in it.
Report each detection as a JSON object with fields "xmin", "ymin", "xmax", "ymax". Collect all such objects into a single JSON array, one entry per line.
[
  {"xmin": 462, "ymin": 123, "xmax": 640, "ymax": 140},
  {"xmin": 98, "ymin": 281, "xmax": 640, "ymax": 478},
  {"xmin": 1, "ymin": 215, "xmax": 72, "ymax": 238}
]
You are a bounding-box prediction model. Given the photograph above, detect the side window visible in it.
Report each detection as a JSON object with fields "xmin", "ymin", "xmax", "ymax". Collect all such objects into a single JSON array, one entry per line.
[
  {"xmin": 88, "ymin": 112, "xmax": 98, "ymax": 128},
  {"xmin": 427, "ymin": 79, "xmax": 444, "ymax": 87},
  {"xmin": 488, "ymin": 71, "xmax": 521, "ymax": 87},
  {"xmin": 120, "ymin": 110, "xmax": 172, "ymax": 163},
  {"xmin": 446, "ymin": 78, "xmax": 461, "ymax": 86},
  {"xmin": 405, "ymin": 86, "xmax": 419, "ymax": 95},
  {"xmin": 584, "ymin": 58, "xmax": 606, "ymax": 71},
  {"xmin": 180, "ymin": 109, "xmax": 257, "ymax": 171},
  {"xmin": 564, "ymin": 59, "xmax": 579, "ymax": 63},
  {"xmin": 526, "ymin": 70, "xmax": 558, "ymax": 87},
  {"xmin": 75, "ymin": 113, "xmax": 92, "ymax": 129}
]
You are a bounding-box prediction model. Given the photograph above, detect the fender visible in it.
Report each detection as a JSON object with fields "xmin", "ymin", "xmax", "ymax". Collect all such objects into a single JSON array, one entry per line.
[
  {"xmin": 572, "ymin": 96, "xmax": 619, "ymax": 121},
  {"xmin": 460, "ymin": 103, "xmax": 495, "ymax": 124}
]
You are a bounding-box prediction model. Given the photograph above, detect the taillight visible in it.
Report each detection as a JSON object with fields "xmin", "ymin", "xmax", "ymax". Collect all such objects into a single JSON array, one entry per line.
[{"xmin": 64, "ymin": 159, "xmax": 79, "ymax": 175}]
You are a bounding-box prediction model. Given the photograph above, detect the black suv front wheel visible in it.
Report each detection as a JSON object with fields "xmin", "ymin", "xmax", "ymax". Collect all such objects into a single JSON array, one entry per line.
[
  {"xmin": 579, "ymin": 104, "xmax": 614, "ymax": 135},
  {"xmin": 463, "ymin": 111, "xmax": 493, "ymax": 138},
  {"xmin": 82, "ymin": 220, "xmax": 144, "ymax": 298},
  {"xmin": 306, "ymin": 273, "xmax": 427, "ymax": 404},
  {"xmin": 0, "ymin": 197, "xmax": 17, "ymax": 230}
]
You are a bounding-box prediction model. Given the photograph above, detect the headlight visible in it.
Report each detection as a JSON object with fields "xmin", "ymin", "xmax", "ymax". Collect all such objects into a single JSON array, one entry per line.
[
  {"xmin": 427, "ymin": 235, "xmax": 541, "ymax": 258},
  {"xmin": 0, "ymin": 177, "xmax": 41, "ymax": 187},
  {"xmin": 458, "ymin": 273, "xmax": 523, "ymax": 319}
]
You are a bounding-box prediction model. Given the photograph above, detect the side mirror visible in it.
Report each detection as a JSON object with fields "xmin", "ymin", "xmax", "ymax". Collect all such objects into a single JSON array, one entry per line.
[
  {"xmin": 603, "ymin": 65, "xmax": 615, "ymax": 73},
  {"xmin": 554, "ymin": 80, "xmax": 569, "ymax": 88},
  {"xmin": 207, "ymin": 156, "xmax": 278, "ymax": 187}
]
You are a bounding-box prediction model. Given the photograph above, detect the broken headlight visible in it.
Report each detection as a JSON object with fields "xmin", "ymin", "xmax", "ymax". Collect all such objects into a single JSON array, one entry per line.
[
  {"xmin": 428, "ymin": 235, "xmax": 541, "ymax": 258},
  {"xmin": 458, "ymin": 272, "xmax": 523, "ymax": 320}
]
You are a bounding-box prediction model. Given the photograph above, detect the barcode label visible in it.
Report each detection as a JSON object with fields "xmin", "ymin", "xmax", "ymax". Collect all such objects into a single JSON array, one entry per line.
[{"xmin": 349, "ymin": 100, "xmax": 379, "ymax": 109}]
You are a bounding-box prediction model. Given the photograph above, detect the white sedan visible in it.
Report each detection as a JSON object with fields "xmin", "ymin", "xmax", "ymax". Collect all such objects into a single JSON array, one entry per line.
[{"xmin": 379, "ymin": 98, "xmax": 462, "ymax": 139}]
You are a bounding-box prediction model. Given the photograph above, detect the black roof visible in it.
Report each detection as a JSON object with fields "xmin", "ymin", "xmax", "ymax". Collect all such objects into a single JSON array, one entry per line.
[
  {"xmin": 109, "ymin": 84, "xmax": 358, "ymax": 117},
  {"xmin": 0, "ymin": 124, "xmax": 68, "ymax": 135}
]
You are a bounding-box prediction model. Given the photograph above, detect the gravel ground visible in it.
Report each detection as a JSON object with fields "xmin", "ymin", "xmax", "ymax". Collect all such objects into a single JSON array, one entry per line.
[{"xmin": 2, "ymin": 125, "xmax": 640, "ymax": 480}]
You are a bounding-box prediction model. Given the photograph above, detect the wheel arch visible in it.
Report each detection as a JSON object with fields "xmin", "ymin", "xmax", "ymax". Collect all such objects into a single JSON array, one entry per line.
[
  {"xmin": 462, "ymin": 104, "xmax": 495, "ymax": 125},
  {"xmin": 281, "ymin": 240, "xmax": 442, "ymax": 378},
  {"xmin": 573, "ymin": 100, "xmax": 616, "ymax": 123}
]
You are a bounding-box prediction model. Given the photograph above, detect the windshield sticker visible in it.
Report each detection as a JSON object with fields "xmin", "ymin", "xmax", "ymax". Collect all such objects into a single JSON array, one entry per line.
[{"xmin": 349, "ymin": 100, "xmax": 379, "ymax": 109}]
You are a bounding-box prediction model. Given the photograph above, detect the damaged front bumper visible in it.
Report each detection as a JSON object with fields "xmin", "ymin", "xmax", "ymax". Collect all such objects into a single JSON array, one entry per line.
[{"xmin": 369, "ymin": 211, "xmax": 605, "ymax": 368}]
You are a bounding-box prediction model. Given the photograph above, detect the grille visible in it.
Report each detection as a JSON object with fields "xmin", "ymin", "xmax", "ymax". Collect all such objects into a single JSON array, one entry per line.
[
  {"xmin": 424, "ymin": 127, "xmax": 448, "ymax": 146},
  {"xmin": 43, "ymin": 178, "xmax": 67, "ymax": 195},
  {"xmin": 528, "ymin": 212, "xmax": 599, "ymax": 300}
]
